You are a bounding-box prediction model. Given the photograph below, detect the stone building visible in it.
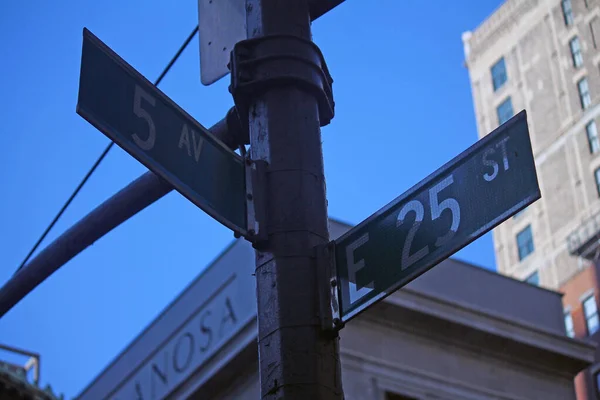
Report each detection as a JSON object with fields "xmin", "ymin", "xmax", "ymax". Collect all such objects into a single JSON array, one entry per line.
[
  {"xmin": 462, "ymin": 0, "xmax": 600, "ymax": 397},
  {"xmin": 75, "ymin": 220, "xmax": 594, "ymax": 400},
  {"xmin": 462, "ymin": 0, "xmax": 600, "ymax": 289},
  {"xmin": 560, "ymin": 264, "xmax": 600, "ymax": 398}
]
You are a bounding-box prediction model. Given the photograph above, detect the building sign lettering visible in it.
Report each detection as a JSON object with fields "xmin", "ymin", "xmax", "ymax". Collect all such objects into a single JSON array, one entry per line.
[{"xmin": 109, "ymin": 278, "xmax": 240, "ymax": 400}]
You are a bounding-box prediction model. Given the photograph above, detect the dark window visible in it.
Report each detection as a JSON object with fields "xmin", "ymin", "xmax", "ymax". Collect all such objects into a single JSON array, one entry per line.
[
  {"xmin": 517, "ymin": 225, "xmax": 534, "ymax": 260},
  {"xmin": 595, "ymin": 168, "xmax": 600, "ymax": 196},
  {"xmin": 497, "ymin": 97, "xmax": 514, "ymax": 125},
  {"xmin": 570, "ymin": 36, "xmax": 583, "ymax": 67},
  {"xmin": 491, "ymin": 57, "xmax": 508, "ymax": 91},
  {"xmin": 578, "ymin": 78, "xmax": 591, "ymax": 110},
  {"xmin": 591, "ymin": 18, "xmax": 599, "ymax": 49},
  {"xmin": 562, "ymin": 0, "xmax": 574, "ymax": 26},
  {"xmin": 525, "ymin": 270, "xmax": 539, "ymax": 286},
  {"xmin": 564, "ymin": 310, "xmax": 575, "ymax": 337},
  {"xmin": 583, "ymin": 294, "xmax": 599, "ymax": 335},
  {"xmin": 587, "ymin": 120, "xmax": 600, "ymax": 153}
]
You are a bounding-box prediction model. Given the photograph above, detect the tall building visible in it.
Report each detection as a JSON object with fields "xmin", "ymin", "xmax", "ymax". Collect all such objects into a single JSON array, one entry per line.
[
  {"xmin": 463, "ymin": 0, "xmax": 600, "ymax": 289},
  {"xmin": 462, "ymin": 0, "xmax": 600, "ymax": 397}
]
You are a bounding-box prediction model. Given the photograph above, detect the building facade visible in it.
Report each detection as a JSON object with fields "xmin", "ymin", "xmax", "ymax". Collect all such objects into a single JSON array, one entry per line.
[
  {"xmin": 76, "ymin": 220, "xmax": 594, "ymax": 400},
  {"xmin": 463, "ymin": 0, "xmax": 600, "ymax": 289},
  {"xmin": 462, "ymin": 0, "xmax": 600, "ymax": 398},
  {"xmin": 560, "ymin": 264, "xmax": 600, "ymax": 398}
]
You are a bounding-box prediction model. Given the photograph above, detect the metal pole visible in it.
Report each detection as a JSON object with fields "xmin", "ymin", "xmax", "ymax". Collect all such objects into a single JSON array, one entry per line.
[
  {"xmin": 240, "ymin": 0, "xmax": 343, "ymax": 398},
  {"xmin": 0, "ymin": 108, "xmax": 245, "ymax": 318}
]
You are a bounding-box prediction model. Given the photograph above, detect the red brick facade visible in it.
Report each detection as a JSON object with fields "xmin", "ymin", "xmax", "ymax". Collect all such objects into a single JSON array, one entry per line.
[{"xmin": 560, "ymin": 263, "xmax": 600, "ymax": 400}]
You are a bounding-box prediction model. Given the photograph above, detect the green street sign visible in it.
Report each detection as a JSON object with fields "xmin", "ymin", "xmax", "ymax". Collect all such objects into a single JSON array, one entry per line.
[
  {"xmin": 77, "ymin": 29, "xmax": 248, "ymax": 235},
  {"xmin": 332, "ymin": 111, "xmax": 540, "ymax": 324}
]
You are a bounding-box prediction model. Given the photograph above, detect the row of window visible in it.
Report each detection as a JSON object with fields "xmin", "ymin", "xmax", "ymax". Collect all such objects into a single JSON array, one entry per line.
[
  {"xmin": 491, "ymin": 1, "xmax": 581, "ymax": 93},
  {"xmin": 489, "ymin": 0, "xmax": 593, "ymax": 126},
  {"xmin": 511, "ymin": 115, "xmax": 600, "ymax": 264},
  {"xmin": 562, "ymin": 0, "xmax": 594, "ymax": 26},
  {"xmin": 516, "ymin": 155, "xmax": 600, "ymax": 259},
  {"xmin": 562, "ymin": 0, "xmax": 594, "ymax": 27},
  {"xmin": 564, "ymin": 294, "xmax": 599, "ymax": 337},
  {"xmin": 492, "ymin": 70, "xmax": 592, "ymax": 127}
]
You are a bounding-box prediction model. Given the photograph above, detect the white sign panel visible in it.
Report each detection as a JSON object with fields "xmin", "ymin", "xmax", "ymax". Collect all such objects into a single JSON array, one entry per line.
[
  {"xmin": 197, "ymin": 0, "xmax": 346, "ymax": 86},
  {"xmin": 198, "ymin": 0, "xmax": 247, "ymax": 86}
]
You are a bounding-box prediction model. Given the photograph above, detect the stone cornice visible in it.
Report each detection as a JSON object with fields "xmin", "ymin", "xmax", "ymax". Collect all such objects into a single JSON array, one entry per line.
[
  {"xmin": 341, "ymin": 348, "xmax": 534, "ymax": 400},
  {"xmin": 467, "ymin": 0, "xmax": 541, "ymax": 63},
  {"xmin": 375, "ymin": 287, "xmax": 596, "ymax": 374}
]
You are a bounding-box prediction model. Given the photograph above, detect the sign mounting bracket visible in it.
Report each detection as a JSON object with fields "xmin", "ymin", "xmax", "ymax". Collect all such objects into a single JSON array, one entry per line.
[
  {"xmin": 243, "ymin": 157, "xmax": 268, "ymax": 244},
  {"xmin": 316, "ymin": 242, "xmax": 343, "ymax": 334}
]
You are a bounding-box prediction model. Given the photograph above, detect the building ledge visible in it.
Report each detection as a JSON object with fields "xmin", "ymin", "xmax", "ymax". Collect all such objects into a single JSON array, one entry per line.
[
  {"xmin": 464, "ymin": 0, "xmax": 540, "ymax": 63},
  {"xmin": 567, "ymin": 209, "xmax": 600, "ymax": 260},
  {"xmin": 380, "ymin": 287, "xmax": 596, "ymax": 377}
]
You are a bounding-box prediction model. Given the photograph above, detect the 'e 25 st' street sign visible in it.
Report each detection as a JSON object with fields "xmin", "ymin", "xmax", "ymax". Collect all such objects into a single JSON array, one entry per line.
[{"xmin": 332, "ymin": 110, "xmax": 540, "ymax": 324}]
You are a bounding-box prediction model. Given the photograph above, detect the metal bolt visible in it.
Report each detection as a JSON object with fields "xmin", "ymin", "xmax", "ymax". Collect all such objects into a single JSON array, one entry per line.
[
  {"xmin": 330, "ymin": 279, "xmax": 337, "ymax": 287},
  {"xmin": 247, "ymin": 193, "xmax": 253, "ymax": 200}
]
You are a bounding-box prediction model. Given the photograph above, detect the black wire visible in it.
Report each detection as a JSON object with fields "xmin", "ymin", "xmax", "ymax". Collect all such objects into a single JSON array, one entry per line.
[{"xmin": 14, "ymin": 25, "xmax": 200, "ymax": 275}]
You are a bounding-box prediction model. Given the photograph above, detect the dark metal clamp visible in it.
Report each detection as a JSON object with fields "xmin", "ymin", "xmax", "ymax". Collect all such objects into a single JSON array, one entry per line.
[{"xmin": 228, "ymin": 34, "xmax": 335, "ymax": 131}]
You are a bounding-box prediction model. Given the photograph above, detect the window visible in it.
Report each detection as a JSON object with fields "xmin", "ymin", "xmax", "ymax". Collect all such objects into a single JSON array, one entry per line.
[
  {"xmin": 525, "ymin": 270, "xmax": 539, "ymax": 286},
  {"xmin": 564, "ymin": 310, "xmax": 575, "ymax": 337},
  {"xmin": 491, "ymin": 57, "xmax": 508, "ymax": 91},
  {"xmin": 578, "ymin": 78, "xmax": 591, "ymax": 110},
  {"xmin": 595, "ymin": 168, "xmax": 600, "ymax": 196},
  {"xmin": 496, "ymin": 97, "xmax": 514, "ymax": 125},
  {"xmin": 570, "ymin": 36, "xmax": 583, "ymax": 68},
  {"xmin": 587, "ymin": 121, "xmax": 600, "ymax": 153},
  {"xmin": 583, "ymin": 294, "xmax": 599, "ymax": 335},
  {"xmin": 592, "ymin": 18, "xmax": 599, "ymax": 49},
  {"xmin": 516, "ymin": 225, "xmax": 534, "ymax": 260},
  {"xmin": 562, "ymin": 0, "xmax": 574, "ymax": 26}
]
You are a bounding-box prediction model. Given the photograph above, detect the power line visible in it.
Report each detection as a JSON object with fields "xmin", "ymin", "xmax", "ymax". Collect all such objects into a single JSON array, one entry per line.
[{"xmin": 14, "ymin": 25, "xmax": 200, "ymax": 275}]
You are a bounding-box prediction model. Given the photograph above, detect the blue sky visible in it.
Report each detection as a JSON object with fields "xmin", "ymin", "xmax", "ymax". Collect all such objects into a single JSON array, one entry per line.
[{"xmin": 0, "ymin": 0, "xmax": 504, "ymax": 397}]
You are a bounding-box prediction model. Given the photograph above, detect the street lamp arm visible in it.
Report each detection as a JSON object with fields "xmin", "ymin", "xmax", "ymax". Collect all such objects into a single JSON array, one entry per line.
[{"xmin": 0, "ymin": 108, "xmax": 244, "ymax": 319}]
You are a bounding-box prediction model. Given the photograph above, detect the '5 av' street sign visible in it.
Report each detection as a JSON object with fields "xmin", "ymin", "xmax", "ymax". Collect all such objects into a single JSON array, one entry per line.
[
  {"xmin": 77, "ymin": 29, "xmax": 249, "ymax": 236},
  {"xmin": 331, "ymin": 111, "xmax": 540, "ymax": 325}
]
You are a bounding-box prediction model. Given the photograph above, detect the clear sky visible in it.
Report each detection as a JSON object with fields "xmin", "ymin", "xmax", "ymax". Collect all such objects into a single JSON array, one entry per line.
[{"xmin": 0, "ymin": 0, "xmax": 505, "ymax": 397}]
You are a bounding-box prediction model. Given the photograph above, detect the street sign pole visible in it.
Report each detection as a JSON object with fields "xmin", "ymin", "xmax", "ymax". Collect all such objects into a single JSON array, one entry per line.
[{"xmin": 230, "ymin": 0, "xmax": 342, "ymax": 398}]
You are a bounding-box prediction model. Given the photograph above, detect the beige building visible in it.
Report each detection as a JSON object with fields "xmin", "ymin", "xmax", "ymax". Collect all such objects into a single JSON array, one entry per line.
[
  {"xmin": 76, "ymin": 220, "xmax": 593, "ymax": 400},
  {"xmin": 462, "ymin": 0, "xmax": 600, "ymax": 289},
  {"xmin": 462, "ymin": 0, "xmax": 600, "ymax": 397}
]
